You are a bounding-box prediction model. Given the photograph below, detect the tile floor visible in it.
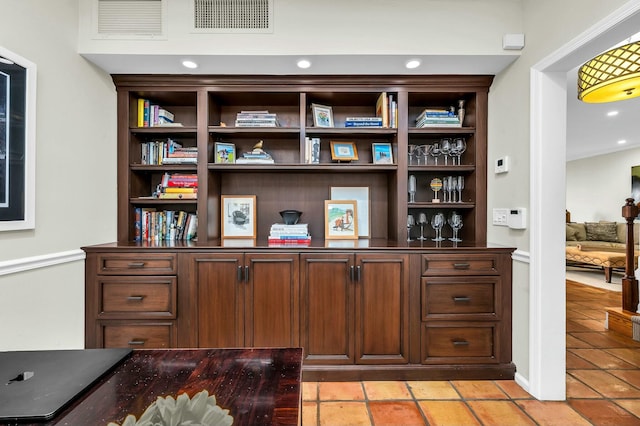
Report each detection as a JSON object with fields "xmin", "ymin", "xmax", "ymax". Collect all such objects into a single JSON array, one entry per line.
[{"xmin": 301, "ymin": 280, "xmax": 640, "ymax": 425}]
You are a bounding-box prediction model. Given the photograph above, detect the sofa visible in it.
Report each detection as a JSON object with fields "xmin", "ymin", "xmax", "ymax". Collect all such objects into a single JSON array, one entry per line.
[{"xmin": 566, "ymin": 221, "xmax": 639, "ymax": 282}]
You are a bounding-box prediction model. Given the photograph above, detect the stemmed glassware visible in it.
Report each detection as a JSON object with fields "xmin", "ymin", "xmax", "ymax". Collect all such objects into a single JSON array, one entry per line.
[
  {"xmin": 449, "ymin": 176, "xmax": 457, "ymax": 202},
  {"xmin": 457, "ymin": 176, "xmax": 464, "ymax": 202},
  {"xmin": 440, "ymin": 138, "xmax": 452, "ymax": 165},
  {"xmin": 407, "ymin": 214, "xmax": 416, "ymax": 242},
  {"xmin": 418, "ymin": 212, "xmax": 428, "ymax": 241},
  {"xmin": 448, "ymin": 212, "xmax": 463, "ymax": 242},
  {"xmin": 414, "ymin": 145, "xmax": 424, "ymax": 165},
  {"xmin": 431, "ymin": 212, "xmax": 445, "ymax": 242},
  {"xmin": 452, "ymin": 138, "xmax": 466, "ymax": 165},
  {"xmin": 408, "ymin": 175, "xmax": 417, "ymax": 203},
  {"xmin": 408, "ymin": 144, "xmax": 417, "ymax": 165},
  {"xmin": 429, "ymin": 143, "xmax": 441, "ymax": 165},
  {"xmin": 442, "ymin": 177, "xmax": 450, "ymax": 203},
  {"xmin": 420, "ymin": 144, "xmax": 430, "ymax": 165}
]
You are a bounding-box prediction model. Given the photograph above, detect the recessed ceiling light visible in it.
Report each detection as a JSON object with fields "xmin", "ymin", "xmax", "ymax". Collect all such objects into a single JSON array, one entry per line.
[
  {"xmin": 405, "ymin": 59, "xmax": 421, "ymax": 69},
  {"xmin": 607, "ymin": 110, "xmax": 619, "ymax": 116},
  {"xmin": 182, "ymin": 60, "xmax": 198, "ymax": 69},
  {"xmin": 618, "ymin": 139, "xmax": 627, "ymax": 144},
  {"xmin": 297, "ymin": 59, "xmax": 311, "ymax": 69}
]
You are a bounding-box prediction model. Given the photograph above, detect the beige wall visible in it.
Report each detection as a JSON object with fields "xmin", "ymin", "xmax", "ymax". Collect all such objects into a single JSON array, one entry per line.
[{"xmin": 567, "ymin": 148, "xmax": 640, "ymax": 223}]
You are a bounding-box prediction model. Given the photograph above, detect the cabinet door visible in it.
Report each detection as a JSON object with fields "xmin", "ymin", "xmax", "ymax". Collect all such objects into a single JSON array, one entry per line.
[
  {"xmin": 181, "ymin": 253, "xmax": 245, "ymax": 348},
  {"xmin": 245, "ymin": 253, "xmax": 299, "ymax": 347},
  {"xmin": 300, "ymin": 254, "xmax": 354, "ymax": 364},
  {"xmin": 355, "ymin": 254, "xmax": 410, "ymax": 364}
]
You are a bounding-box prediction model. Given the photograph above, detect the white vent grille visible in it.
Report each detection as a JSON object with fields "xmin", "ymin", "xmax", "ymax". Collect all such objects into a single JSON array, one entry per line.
[
  {"xmin": 194, "ymin": 0, "xmax": 272, "ymax": 33},
  {"xmin": 97, "ymin": 0, "xmax": 163, "ymax": 36}
]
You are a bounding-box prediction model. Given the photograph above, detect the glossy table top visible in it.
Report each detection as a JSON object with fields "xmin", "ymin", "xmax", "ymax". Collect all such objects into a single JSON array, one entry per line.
[{"xmin": 8, "ymin": 348, "xmax": 302, "ymax": 426}]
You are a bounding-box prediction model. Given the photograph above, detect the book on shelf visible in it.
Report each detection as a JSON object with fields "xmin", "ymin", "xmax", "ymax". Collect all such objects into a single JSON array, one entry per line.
[
  {"xmin": 416, "ymin": 117, "xmax": 460, "ymax": 125},
  {"xmin": 161, "ymin": 172, "xmax": 198, "ymax": 188},
  {"xmin": 345, "ymin": 121, "xmax": 383, "ymax": 127},
  {"xmin": 234, "ymin": 110, "xmax": 279, "ymax": 127},
  {"xmin": 267, "ymin": 238, "xmax": 312, "ymax": 245},
  {"xmin": 416, "ymin": 121, "xmax": 462, "ymax": 128},
  {"xmin": 303, "ymin": 137, "xmax": 320, "ymax": 164},
  {"xmin": 136, "ymin": 208, "xmax": 197, "ymax": 241},
  {"xmin": 235, "ymin": 158, "xmax": 275, "ymax": 164},
  {"xmin": 163, "ymin": 187, "xmax": 197, "ymax": 193},
  {"xmin": 137, "ymin": 98, "xmax": 176, "ymax": 127},
  {"xmin": 157, "ymin": 192, "xmax": 198, "ymax": 199},
  {"xmin": 376, "ymin": 92, "xmax": 389, "ymax": 128}
]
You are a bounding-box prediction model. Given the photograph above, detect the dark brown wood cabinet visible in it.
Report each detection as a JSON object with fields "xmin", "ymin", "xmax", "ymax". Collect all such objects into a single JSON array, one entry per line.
[{"xmin": 83, "ymin": 75, "xmax": 515, "ymax": 381}]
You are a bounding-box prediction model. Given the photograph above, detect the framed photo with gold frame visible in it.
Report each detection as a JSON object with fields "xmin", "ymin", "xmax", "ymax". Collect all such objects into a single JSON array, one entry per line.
[
  {"xmin": 324, "ymin": 199, "xmax": 358, "ymax": 239},
  {"xmin": 221, "ymin": 195, "xmax": 256, "ymax": 238},
  {"xmin": 330, "ymin": 141, "xmax": 358, "ymax": 162},
  {"xmin": 311, "ymin": 103, "xmax": 334, "ymax": 127}
]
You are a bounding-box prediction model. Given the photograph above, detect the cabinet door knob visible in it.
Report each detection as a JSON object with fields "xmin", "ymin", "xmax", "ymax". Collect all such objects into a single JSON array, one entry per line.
[
  {"xmin": 126, "ymin": 295, "xmax": 145, "ymax": 301},
  {"xmin": 453, "ymin": 263, "xmax": 470, "ymax": 270},
  {"xmin": 453, "ymin": 296, "xmax": 471, "ymax": 302}
]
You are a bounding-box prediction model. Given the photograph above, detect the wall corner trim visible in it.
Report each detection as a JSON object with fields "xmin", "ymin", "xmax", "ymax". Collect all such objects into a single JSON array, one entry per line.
[{"xmin": 0, "ymin": 249, "xmax": 85, "ymax": 276}]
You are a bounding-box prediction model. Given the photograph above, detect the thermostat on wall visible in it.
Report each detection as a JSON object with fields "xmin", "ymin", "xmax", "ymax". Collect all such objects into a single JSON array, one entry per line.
[
  {"xmin": 495, "ymin": 156, "xmax": 509, "ymax": 174},
  {"xmin": 508, "ymin": 208, "xmax": 527, "ymax": 229}
]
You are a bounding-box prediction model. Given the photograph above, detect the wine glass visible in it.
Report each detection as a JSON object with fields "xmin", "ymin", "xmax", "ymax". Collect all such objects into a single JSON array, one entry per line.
[
  {"xmin": 408, "ymin": 175, "xmax": 417, "ymax": 203},
  {"xmin": 440, "ymin": 138, "xmax": 452, "ymax": 165},
  {"xmin": 429, "ymin": 143, "xmax": 441, "ymax": 165},
  {"xmin": 448, "ymin": 212, "xmax": 463, "ymax": 242},
  {"xmin": 442, "ymin": 176, "xmax": 450, "ymax": 203},
  {"xmin": 431, "ymin": 212, "xmax": 444, "ymax": 242},
  {"xmin": 407, "ymin": 214, "xmax": 416, "ymax": 242},
  {"xmin": 453, "ymin": 138, "xmax": 466, "ymax": 165},
  {"xmin": 457, "ymin": 176, "xmax": 464, "ymax": 202},
  {"xmin": 408, "ymin": 144, "xmax": 417, "ymax": 165},
  {"xmin": 450, "ymin": 176, "xmax": 458, "ymax": 203},
  {"xmin": 418, "ymin": 212, "xmax": 428, "ymax": 241},
  {"xmin": 420, "ymin": 144, "xmax": 430, "ymax": 165}
]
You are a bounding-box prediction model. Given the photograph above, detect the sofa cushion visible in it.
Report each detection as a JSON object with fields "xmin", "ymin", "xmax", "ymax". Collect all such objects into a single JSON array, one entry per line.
[
  {"xmin": 566, "ymin": 224, "xmax": 578, "ymax": 241},
  {"xmin": 566, "ymin": 223, "xmax": 587, "ymax": 241},
  {"xmin": 585, "ymin": 222, "xmax": 618, "ymax": 242}
]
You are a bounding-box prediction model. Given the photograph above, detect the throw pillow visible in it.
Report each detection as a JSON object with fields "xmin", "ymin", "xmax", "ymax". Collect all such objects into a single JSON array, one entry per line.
[
  {"xmin": 585, "ymin": 222, "xmax": 618, "ymax": 242},
  {"xmin": 567, "ymin": 223, "xmax": 587, "ymax": 241},
  {"xmin": 566, "ymin": 224, "xmax": 578, "ymax": 241}
]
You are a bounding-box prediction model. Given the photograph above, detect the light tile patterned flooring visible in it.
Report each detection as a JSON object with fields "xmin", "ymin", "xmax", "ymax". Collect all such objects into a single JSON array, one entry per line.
[{"xmin": 301, "ymin": 280, "xmax": 640, "ymax": 425}]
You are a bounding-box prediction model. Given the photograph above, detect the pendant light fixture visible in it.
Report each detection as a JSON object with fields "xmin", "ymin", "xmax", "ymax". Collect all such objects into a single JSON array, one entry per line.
[{"xmin": 578, "ymin": 40, "xmax": 640, "ymax": 103}]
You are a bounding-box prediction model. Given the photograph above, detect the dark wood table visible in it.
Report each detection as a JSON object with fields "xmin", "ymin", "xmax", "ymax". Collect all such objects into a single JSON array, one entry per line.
[{"xmin": 15, "ymin": 348, "xmax": 302, "ymax": 426}]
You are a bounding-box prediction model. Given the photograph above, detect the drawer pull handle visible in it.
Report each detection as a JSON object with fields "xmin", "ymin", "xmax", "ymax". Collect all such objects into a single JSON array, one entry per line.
[
  {"xmin": 453, "ymin": 263, "xmax": 470, "ymax": 270},
  {"xmin": 452, "ymin": 340, "xmax": 469, "ymax": 346},
  {"xmin": 127, "ymin": 340, "xmax": 146, "ymax": 346},
  {"xmin": 453, "ymin": 296, "xmax": 471, "ymax": 302},
  {"xmin": 126, "ymin": 296, "xmax": 145, "ymax": 301},
  {"xmin": 128, "ymin": 262, "xmax": 146, "ymax": 268}
]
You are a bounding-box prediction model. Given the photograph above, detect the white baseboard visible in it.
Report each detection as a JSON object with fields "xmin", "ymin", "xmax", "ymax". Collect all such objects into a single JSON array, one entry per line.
[{"xmin": 0, "ymin": 249, "xmax": 85, "ymax": 276}]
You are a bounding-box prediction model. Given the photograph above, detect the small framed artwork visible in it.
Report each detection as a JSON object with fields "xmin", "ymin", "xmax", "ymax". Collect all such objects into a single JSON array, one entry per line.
[
  {"xmin": 372, "ymin": 143, "xmax": 393, "ymax": 164},
  {"xmin": 311, "ymin": 103, "xmax": 334, "ymax": 128},
  {"xmin": 215, "ymin": 142, "xmax": 236, "ymax": 164},
  {"xmin": 325, "ymin": 199, "xmax": 358, "ymax": 240},
  {"xmin": 330, "ymin": 186, "xmax": 370, "ymax": 238},
  {"xmin": 330, "ymin": 141, "xmax": 359, "ymax": 162},
  {"xmin": 221, "ymin": 195, "xmax": 256, "ymax": 238}
]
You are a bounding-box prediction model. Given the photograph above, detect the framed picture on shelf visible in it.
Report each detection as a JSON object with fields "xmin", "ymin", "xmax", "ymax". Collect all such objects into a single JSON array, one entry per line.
[
  {"xmin": 215, "ymin": 142, "xmax": 236, "ymax": 164},
  {"xmin": 325, "ymin": 199, "xmax": 358, "ymax": 240},
  {"xmin": 311, "ymin": 103, "xmax": 334, "ymax": 128},
  {"xmin": 330, "ymin": 186, "xmax": 370, "ymax": 238},
  {"xmin": 372, "ymin": 143, "xmax": 393, "ymax": 164},
  {"xmin": 330, "ymin": 141, "xmax": 358, "ymax": 162},
  {"xmin": 221, "ymin": 195, "xmax": 256, "ymax": 238}
]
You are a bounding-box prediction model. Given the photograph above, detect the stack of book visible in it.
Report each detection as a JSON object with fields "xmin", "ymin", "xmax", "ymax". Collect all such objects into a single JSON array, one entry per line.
[
  {"xmin": 375, "ymin": 92, "xmax": 398, "ymax": 128},
  {"xmin": 236, "ymin": 151, "xmax": 275, "ymax": 164},
  {"xmin": 135, "ymin": 208, "xmax": 197, "ymax": 241},
  {"xmin": 137, "ymin": 98, "xmax": 179, "ymax": 127},
  {"xmin": 415, "ymin": 108, "xmax": 461, "ymax": 128},
  {"xmin": 268, "ymin": 223, "xmax": 311, "ymax": 245},
  {"xmin": 235, "ymin": 110, "xmax": 279, "ymax": 127},
  {"xmin": 142, "ymin": 139, "xmax": 197, "ymax": 165},
  {"xmin": 344, "ymin": 117, "xmax": 383, "ymax": 127},
  {"xmin": 157, "ymin": 172, "xmax": 198, "ymax": 199}
]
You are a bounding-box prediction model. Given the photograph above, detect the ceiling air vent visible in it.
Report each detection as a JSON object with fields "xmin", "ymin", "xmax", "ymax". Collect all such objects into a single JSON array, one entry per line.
[
  {"xmin": 95, "ymin": 0, "xmax": 165, "ymax": 39},
  {"xmin": 193, "ymin": 0, "xmax": 273, "ymax": 33}
]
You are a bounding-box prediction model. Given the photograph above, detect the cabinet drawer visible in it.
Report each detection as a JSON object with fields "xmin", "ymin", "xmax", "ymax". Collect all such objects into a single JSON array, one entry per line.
[
  {"xmin": 421, "ymin": 254, "xmax": 500, "ymax": 276},
  {"xmin": 421, "ymin": 323, "xmax": 497, "ymax": 364},
  {"xmin": 96, "ymin": 253, "xmax": 177, "ymax": 275},
  {"xmin": 98, "ymin": 276, "xmax": 176, "ymax": 319},
  {"xmin": 100, "ymin": 322, "xmax": 175, "ymax": 348},
  {"xmin": 421, "ymin": 278, "xmax": 498, "ymax": 320}
]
